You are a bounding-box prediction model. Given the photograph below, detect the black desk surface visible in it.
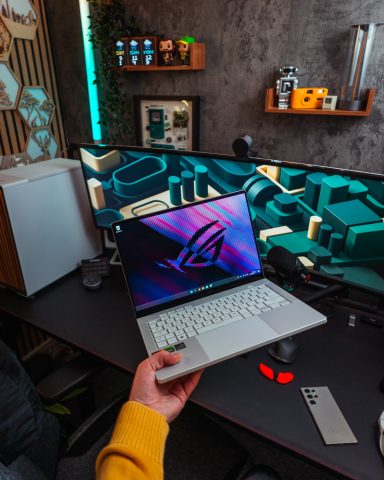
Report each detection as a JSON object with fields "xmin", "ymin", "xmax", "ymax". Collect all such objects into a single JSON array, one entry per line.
[{"xmin": 0, "ymin": 267, "xmax": 383, "ymax": 480}]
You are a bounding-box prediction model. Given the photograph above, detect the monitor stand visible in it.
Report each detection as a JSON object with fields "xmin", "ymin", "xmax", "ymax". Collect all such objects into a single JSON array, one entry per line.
[{"xmin": 103, "ymin": 231, "xmax": 121, "ymax": 266}]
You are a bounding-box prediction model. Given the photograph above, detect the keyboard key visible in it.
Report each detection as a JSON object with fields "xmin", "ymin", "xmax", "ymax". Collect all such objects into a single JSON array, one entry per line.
[{"xmin": 154, "ymin": 330, "xmax": 166, "ymax": 338}]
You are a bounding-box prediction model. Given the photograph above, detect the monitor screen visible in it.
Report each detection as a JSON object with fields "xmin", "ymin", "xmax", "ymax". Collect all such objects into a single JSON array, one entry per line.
[
  {"xmin": 72, "ymin": 143, "xmax": 384, "ymax": 296},
  {"xmin": 113, "ymin": 192, "xmax": 263, "ymax": 312}
]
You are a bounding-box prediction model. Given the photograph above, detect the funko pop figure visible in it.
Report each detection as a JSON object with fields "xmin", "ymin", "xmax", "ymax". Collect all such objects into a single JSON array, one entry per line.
[
  {"xmin": 176, "ymin": 40, "xmax": 190, "ymax": 65},
  {"xmin": 159, "ymin": 39, "xmax": 175, "ymax": 65}
]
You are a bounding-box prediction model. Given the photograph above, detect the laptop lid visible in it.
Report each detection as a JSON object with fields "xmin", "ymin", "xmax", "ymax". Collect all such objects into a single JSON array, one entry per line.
[{"xmin": 113, "ymin": 191, "xmax": 264, "ymax": 317}]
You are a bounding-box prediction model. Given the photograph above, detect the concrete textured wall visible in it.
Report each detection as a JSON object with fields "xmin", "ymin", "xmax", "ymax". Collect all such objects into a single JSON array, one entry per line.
[
  {"xmin": 45, "ymin": 0, "xmax": 92, "ymax": 144},
  {"xmin": 46, "ymin": 0, "xmax": 384, "ymax": 173}
]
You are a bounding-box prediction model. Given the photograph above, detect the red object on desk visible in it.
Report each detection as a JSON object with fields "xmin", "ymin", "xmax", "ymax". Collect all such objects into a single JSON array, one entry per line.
[
  {"xmin": 259, "ymin": 363, "xmax": 275, "ymax": 380},
  {"xmin": 276, "ymin": 371, "xmax": 294, "ymax": 384},
  {"xmin": 259, "ymin": 363, "xmax": 294, "ymax": 384}
]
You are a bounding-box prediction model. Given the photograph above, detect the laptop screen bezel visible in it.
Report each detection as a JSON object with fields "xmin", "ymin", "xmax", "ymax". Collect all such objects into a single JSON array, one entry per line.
[{"xmin": 112, "ymin": 190, "xmax": 265, "ymax": 317}]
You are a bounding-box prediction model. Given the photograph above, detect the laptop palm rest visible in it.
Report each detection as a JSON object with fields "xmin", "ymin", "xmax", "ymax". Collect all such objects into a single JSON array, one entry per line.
[{"xmin": 156, "ymin": 317, "xmax": 277, "ymax": 383}]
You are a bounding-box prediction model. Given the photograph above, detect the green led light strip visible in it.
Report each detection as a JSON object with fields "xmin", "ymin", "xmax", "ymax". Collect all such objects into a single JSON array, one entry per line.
[{"xmin": 79, "ymin": 0, "xmax": 102, "ymax": 141}]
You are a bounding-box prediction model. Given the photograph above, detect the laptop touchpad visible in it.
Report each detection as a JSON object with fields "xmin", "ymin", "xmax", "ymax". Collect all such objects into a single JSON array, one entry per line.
[{"xmin": 197, "ymin": 317, "xmax": 278, "ymax": 360}]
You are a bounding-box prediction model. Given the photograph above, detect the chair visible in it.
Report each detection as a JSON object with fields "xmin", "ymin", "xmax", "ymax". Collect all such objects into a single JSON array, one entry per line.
[
  {"xmin": 0, "ymin": 337, "xmax": 125, "ymax": 480},
  {"xmin": 0, "ymin": 338, "xmax": 252, "ymax": 480}
]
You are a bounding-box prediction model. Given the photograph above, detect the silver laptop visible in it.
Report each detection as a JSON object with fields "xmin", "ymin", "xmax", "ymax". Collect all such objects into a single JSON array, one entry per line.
[{"xmin": 113, "ymin": 191, "xmax": 326, "ymax": 383}]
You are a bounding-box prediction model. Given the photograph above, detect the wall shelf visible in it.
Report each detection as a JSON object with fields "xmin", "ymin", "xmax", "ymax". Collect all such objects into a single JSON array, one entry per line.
[
  {"xmin": 264, "ymin": 88, "xmax": 375, "ymax": 116},
  {"xmin": 120, "ymin": 43, "xmax": 205, "ymax": 71}
]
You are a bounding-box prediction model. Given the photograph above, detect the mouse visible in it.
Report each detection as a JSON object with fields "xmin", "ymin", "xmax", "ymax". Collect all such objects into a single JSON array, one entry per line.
[
  {"xmin": 82, "ymin": 274, "xmax": 102, "ymax": 290},
  {"xmin": 268, "ymin": 337, "xmax": 299, "ymax": 364}
]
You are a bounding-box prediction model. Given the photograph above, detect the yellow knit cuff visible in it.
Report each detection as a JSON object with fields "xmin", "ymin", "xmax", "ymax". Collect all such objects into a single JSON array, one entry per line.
[{"xmin": 109, "ymin": 401, "xmax": 169, "ymax": 465}]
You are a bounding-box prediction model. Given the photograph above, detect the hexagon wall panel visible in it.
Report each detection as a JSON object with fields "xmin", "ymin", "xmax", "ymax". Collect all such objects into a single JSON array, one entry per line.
[
  {"xmin": 0, "ymin": 0, "xmax": 38, "ymax": 40},
  {"xmin": 0, "ymin": 62, "xmax": 21, "ymax": 110},
  {"xmin": 18, "ymin": 86, "xmax": 55, "ymax": 128},
  {"xmin": 0, "ymin": 17, "xmax": 13, "ymax": 61},
  {"xmin": 26, "ymin": 128, "xmax": 58, "ymax": 162}
]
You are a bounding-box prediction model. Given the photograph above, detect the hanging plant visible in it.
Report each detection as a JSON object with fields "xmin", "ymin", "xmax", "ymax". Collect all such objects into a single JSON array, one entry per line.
[{"xmin": 87, "ymin": 0, "xmax": 141, "ymax": 143}]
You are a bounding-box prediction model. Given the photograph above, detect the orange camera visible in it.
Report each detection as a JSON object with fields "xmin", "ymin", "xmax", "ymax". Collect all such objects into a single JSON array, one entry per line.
[{"xmin": 290, "ymin": 88, "xmax": 328, "ymax": 109}]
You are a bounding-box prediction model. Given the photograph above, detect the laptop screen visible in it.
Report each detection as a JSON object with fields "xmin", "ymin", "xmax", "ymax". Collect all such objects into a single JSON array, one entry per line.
[{"xmin": 113, "ymin": 192, "xmax": 263, "ymax": 313}]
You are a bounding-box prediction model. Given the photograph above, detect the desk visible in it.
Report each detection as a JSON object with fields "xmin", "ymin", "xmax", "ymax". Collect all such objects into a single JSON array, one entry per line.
[{"xmin": 0, "ymin": 267, "xmax": 383, "ymax": 480}]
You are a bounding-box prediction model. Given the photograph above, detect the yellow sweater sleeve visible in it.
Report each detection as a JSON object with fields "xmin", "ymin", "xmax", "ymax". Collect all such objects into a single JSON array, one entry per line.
[{"xmin": 96, "ymin": 401, "xmax": 169, "ymax": 480}]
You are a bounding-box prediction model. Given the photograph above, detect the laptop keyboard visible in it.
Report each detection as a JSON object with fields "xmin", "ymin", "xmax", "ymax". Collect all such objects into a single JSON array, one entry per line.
[{"xmin": 149, "ymin": 284, "xmax": 290, "ymax": 349}]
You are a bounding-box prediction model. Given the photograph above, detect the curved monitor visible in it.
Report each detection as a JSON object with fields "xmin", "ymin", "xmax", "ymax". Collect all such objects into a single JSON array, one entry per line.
[{"xmin": 71, "ymin": 143, "xmax": 384, "ymax": 296}]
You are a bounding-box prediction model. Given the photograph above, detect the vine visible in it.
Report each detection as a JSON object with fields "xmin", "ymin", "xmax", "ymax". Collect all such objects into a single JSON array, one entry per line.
[{"xmin": 87, "ymin": 0, "xmax": 141, "ymax": 143}]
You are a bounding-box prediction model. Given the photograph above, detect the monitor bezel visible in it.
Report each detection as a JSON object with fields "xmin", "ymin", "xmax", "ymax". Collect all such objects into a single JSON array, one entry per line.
[
  {"xmin": 70, "ymin": 142, "xmax": 384, "ymax": 298},
  {"xmin": 70, "ymin": 142, "xmax": 384, "ymax": 183}
]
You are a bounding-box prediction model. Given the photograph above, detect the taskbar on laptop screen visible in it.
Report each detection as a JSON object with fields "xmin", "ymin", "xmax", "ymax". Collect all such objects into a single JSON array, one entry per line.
[
  {"xmin": 113, "ymin": 192, "xmax": 263, "ymax": 313},
  {"xmin": 134, "ymin": 271, "xmax": 261, "ymax": 313},
  {"xmin": 73, "ymin": 143, "xmax": 384, "ymax": 297}
]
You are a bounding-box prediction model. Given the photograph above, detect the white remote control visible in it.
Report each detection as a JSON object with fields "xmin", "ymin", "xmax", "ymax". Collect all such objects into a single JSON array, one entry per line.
[{"xmin": 301, "ymin": 387, "xmax": 358, "ymax": 445}]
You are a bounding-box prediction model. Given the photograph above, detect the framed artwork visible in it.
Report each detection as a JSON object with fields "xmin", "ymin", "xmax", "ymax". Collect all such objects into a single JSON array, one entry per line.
[
  {"xmin": 0, "ymin": 17, "xmax": 13, "ymax": 61},
  {"xmin": 133, "ymin": 95, "xmax": 200, "ymax": 151},
  {"xmin": 26, "ymin": 128, "xmax": 58, "ymax": 162},
  {"xmin": 18, "ymin": 86, "xmax": 55, "ymax": 128},
  {"xmin": 0, "ymin": 62, "xmax": 21, "ymax": 110},
  {"xmin": 0, "ymin": 0, "xmax": 38, "ymax": 40}
]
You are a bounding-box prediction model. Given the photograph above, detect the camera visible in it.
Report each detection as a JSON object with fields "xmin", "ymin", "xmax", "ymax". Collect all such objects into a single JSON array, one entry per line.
[{"xmin": 291, "ymin": 88, "xmax": 328, "ymax": 109}]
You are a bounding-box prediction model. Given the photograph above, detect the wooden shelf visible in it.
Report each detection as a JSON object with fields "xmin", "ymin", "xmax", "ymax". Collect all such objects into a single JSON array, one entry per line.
[
  {"xmin": 264, "ymin": 88, "xmax": 375, "ymax": 116},
  {"xmin": 120, "ymin": 43, "xmax": 205, "ymax": 72}
]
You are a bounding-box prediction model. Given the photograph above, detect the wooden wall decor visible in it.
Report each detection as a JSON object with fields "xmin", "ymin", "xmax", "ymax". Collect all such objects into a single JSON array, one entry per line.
[
  {"xmin": 0, "ymin": 0, "xmax": 38, "ymax": 40},
  {"xmin": 18, "ymin": 85, "xmax": 55, "ymax": 128},
  {"xmin": 26, "ymin": 127, "xmax": 58, "ymax": 161},
  {"xmin": 0, "ymin": 0, "xmax": 67, "ymax": 159},
  {"xmin": 0, "ymin": 62, "xmax": 21, "ymax": 109},
  {"xmin": 0, "ymin": 17, "xmax": 14, "ymax": 61}
]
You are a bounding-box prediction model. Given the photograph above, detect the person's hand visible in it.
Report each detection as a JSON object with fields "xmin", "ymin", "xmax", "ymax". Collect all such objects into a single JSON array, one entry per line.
[{"xmin": 129, "ymin": 350, "xmax": 204, "ymax": 423}]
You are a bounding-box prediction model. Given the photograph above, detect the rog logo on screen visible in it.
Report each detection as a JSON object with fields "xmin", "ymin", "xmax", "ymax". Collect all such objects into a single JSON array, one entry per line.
[{"xmin": 157, "ymin": 220, "xmax": 226, "ymax": 272}]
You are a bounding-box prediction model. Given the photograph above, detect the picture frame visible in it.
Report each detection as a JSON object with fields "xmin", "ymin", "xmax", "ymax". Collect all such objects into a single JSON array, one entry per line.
[
  {"xmin": 26, "ymin": 128, "xmax": 58, "ymax": 162},
  {"xmin": 133, "ymin": 95, "xmax": 200, "ymax": 151},
  {"xmin": 0, "ymin": 0, "xmax": 38, "ymax": 40},
  {"xmin": 0, "ymin": 17, "xmax": 14, "ymax": 62},
  {"xmin": 17, "ymin": 86, "xmax": 55, "ymax": 128},
  {"xmin": 0, "ymin": 62, "xmax": 21, "ymax": 110}
]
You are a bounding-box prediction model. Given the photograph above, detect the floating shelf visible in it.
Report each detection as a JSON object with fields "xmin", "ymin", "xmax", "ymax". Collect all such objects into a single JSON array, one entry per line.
[
  {"xmin": 264, "ymin": 88, "xmax": 375, "ymax": 116},
  {"xmin": 120, "ymin": 43, "xmax": 205, "ymax": 71}
]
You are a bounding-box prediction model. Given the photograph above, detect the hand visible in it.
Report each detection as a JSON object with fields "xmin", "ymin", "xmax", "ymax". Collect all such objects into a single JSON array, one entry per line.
[{"xmin": 129, "ymin": 350, "xmax": 204, "ymax": 423}]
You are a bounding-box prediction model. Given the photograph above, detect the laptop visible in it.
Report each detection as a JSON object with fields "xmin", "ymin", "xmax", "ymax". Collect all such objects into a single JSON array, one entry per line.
[{"xmin": 113, "ymin": 191, "xmax": 326, "ymax": 383}]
